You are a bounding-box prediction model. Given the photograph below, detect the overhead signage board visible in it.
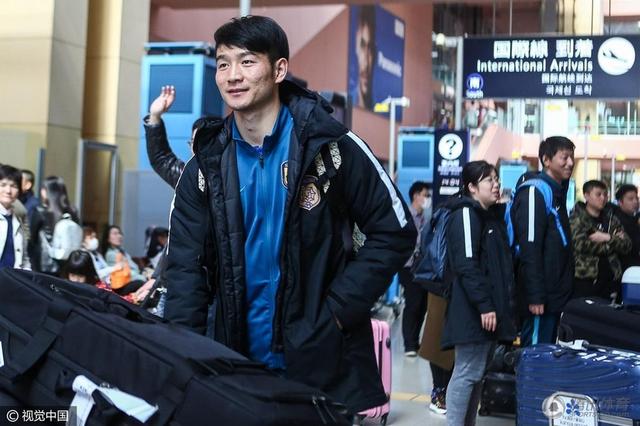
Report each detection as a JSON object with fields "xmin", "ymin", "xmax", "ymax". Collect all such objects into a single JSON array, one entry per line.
[{"xmin": 463, "ymin": 35, "xmax": 640, "ymax": 99}]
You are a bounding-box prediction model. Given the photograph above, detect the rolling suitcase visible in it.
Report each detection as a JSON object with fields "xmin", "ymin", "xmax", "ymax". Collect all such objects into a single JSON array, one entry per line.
[
  {"xmin": 357, "ymin": 319, "xmax": 391, "ymax": 425},
  {"xmin": 558, "ymin": 297, "xmax": 640, "ymax": 352},
  {"xmin": 0, "ymin": 269, "xmax": 348, "ymax": 426},
  {"xmin": 517, "ymin": 342, "xmax": 640, "ymax": 425}
]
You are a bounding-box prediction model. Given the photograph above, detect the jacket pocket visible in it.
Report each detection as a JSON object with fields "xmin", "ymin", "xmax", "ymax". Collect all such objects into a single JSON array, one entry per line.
[{"xmin": 284, "ymin": 302, "xmax": 344, "ymax": 388}]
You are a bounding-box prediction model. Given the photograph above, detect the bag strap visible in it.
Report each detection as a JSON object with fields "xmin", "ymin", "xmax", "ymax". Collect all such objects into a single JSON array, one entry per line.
[
  {"xmin": 519, "ymin": 179, "xmax": 568, "ymax": 247},
  {"xmin": 0, "ymin": 298, "xmax": 73, "ymax": 382},
  {"xmin": 531, "ymin": 315, "xmax": 540, "ymax": 345}
]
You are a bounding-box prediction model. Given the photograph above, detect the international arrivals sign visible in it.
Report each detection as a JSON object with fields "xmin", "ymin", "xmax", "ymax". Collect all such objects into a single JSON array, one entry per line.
[{"xmin": 462, "ymin": 35, "xmax": 640, "ymax": 99}]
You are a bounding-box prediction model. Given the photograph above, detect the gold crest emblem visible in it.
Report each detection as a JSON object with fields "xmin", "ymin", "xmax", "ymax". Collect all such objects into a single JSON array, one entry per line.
[{"xmin": 298, "ymin": 176, "xmax": 321, "ymax": 211}]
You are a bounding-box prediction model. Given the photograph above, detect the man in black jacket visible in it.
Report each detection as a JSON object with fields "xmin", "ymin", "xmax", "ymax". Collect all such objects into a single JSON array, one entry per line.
[
  {"xmin": 511, "ymin": 136, "xmax": 575, "ymax": 346},
  {"xmin": 614, "ymin": 184, "xmax": 640, "ymax": 271},
  {"xmin": 164, "ymin": 16, "xmax": 416, "ymax": 414},
  {"xmin": 144, "ymin": 85, "xmax": 208, "ymax": 188}
]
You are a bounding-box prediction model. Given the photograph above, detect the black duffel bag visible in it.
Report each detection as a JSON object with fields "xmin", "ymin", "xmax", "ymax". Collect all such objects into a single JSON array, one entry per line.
[
  {"xmin": 0, "ymin": 269, "xmax": 347, "ymax": 425},
  {"xmin": 558, "ymin": 297, "xmax": 640, "ymax": 353}
]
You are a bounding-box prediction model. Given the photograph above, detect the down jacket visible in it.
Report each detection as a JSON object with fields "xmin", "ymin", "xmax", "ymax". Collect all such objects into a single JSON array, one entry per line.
[
  {"xmin": 164, "ymin": 80, "xmax": 416, "ymax": 413},
  {"xmin": 441, "ymin": 196, "xmax": 516, "ymax": 350}
]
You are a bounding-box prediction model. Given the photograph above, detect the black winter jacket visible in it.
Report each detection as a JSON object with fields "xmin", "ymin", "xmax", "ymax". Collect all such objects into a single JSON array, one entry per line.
[
  {"xmin": 164, "ymin": 80, "xmax": 417, "ymax": 413},
  {"xmin": 511, "ymin": 172, "xmax": 574, "ymax": 315},
  {"xmin": 143, "ymin": 116, "xmax": 185, "ymax": 189},
  {"xmin": 441, "ymin": 196, "xmax": 516, "ymax": 349},
  {"xmin": 613, "ymin": 205, "xmax": 640, "ymax": 270}
]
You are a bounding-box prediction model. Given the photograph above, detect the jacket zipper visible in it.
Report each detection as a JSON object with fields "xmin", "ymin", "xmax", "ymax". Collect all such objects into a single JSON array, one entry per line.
[
  {"xmin": 195, "ymin": 140, "xmax": 233, "ymax": 347},
  {"xmin": 271, "ymin": 141, "xmax": 327, "ymax": 353}
]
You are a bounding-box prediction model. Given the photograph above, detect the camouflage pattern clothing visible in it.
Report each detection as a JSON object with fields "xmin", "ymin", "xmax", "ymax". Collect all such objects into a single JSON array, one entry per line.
[{"xmin": 570, "ymin": 202, "xmax": 631, "ymax": 281}]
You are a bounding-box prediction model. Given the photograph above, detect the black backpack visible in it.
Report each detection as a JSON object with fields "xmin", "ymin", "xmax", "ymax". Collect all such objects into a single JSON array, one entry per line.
[
  {"xmin": 0, "ymin": 269, "xmax": 347, "ymax": 425},
  {"xmin": 411, "ymin": 207, "xmax": 453, "ymax": 298}
]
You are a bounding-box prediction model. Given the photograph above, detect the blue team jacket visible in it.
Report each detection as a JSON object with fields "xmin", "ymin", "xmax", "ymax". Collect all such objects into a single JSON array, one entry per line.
[{"xmin": 233, "ymin": 106, "xmax": 292, "ymax": 370}]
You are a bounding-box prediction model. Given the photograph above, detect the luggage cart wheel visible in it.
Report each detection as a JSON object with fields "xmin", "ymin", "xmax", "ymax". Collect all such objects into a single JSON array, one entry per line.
[{"xmin": 380, "ymin": 413, "xmax": 388, "ymax": 426}]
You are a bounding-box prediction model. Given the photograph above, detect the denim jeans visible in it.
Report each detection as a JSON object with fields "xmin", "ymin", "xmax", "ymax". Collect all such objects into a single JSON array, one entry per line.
[{"xmin": 446, "ymin": 341, "xmax": 494, "ymax": 426}]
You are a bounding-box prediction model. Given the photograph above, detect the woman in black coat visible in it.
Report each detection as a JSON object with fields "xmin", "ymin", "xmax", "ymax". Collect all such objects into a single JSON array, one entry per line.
[{"xmin": 441, "ymin": 161, "xmax": 516, "ymax": 426}]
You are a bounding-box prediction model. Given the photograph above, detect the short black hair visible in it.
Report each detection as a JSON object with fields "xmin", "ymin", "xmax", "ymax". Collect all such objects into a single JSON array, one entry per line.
[
  {"xmin": 616, "ymin": 184, "xmax": 638, "ymax": 201},
  {"xmin": 408, "ymin": 181, "xmax": 431, "ymax": 201},
  {"xmin": 539, "ymin": 136, "xmax": 575, "ymax": 164},
  {"xmin": 214, "ymin": 15, "xmax": 289, "ymax": 64},
  {"xmin": 21, "ymin": 169, "xmax": 35, "ymax": 184},
  {"xmin": 583, "ymin": 179, "xmax": 607, "ymax": 195},
  {"xmin": 0, "ymin": 164, "xmax": 22, "ymax": 197},
  {"xmin": 63, "ymin": 250, "xmax": 99, "ymax": 285},
  {"xmin": 461, "ymin": 161, "xmax": 497, "ymax": 196}
]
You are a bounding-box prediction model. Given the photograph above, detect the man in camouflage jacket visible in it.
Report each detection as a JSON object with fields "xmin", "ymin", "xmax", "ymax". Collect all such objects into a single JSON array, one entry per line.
[{"xmin": 570, "ymin": 180, "xmax": 631, "ymax": 300}]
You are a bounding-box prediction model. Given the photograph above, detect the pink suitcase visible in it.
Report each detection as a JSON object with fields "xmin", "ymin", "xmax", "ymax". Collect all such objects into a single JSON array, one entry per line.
[{"xmin": 358, "ymin": 319, "xmax": 391, "ymax": 425}]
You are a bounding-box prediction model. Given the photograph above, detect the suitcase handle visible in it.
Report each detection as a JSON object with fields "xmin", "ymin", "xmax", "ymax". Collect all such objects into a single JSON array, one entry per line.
[{"xmin": 0, "ymin": 298, "xmax": 73, "ymax": 382}]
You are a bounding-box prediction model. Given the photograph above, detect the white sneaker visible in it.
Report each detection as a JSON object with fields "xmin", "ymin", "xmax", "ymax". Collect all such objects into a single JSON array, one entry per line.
[
  {"xmin": 429, "ymin": 402, "xmax": 447, "ymax": 415},
  {"xmin": 404, "ymin": 350, "xmax": 418, "ymax": 357}
]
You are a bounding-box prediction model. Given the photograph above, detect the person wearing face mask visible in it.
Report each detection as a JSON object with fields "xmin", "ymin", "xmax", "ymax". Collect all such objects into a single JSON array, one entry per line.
[
  {"xmin": 81, "ymin": 226, "xmax": 116, "ymax": 284},
  {"xmin": 399, "ymin": 181, "xmax": 432, "ymax": 357}
]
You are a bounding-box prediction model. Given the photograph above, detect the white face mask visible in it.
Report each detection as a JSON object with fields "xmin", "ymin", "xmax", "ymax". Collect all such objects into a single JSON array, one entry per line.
[
  {"xmin": 85, "ymin": 237, "xmax": 99, "ymax": 252},
  {"xmin": 421, "ymin": 197, "xmax": 432, "ymax": 211}
]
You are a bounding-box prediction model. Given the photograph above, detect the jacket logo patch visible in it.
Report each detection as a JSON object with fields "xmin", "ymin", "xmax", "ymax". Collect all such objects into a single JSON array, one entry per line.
[
  {"xmin": 281, "ymin": 161, "xmax": 288, "ymax": 189},
  {"xmin": 298, "ymin": 176, "xmax": 321, "ymax": 211}
]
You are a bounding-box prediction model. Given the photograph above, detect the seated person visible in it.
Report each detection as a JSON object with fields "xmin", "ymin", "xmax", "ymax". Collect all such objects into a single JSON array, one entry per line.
[
  {"xmin": 101, "ymin": 225, "xmax": 147, "ymax": 295},
  {"xmin": 82, "ymin": 226, "xmax": 116, "ymax": 283},
  {"xmin": 62, "ymin": 250, "xmax": 136, "ymax": 304},
  {"xmin": 146, "ymin": 227, "xmax": 169, "ymax": 269}
]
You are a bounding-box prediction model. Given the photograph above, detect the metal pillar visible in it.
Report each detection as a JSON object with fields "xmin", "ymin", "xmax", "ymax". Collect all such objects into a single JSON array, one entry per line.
[
  {"xmin": 454, "ymin": 37, "xmax": 464, "ymax": 130},
  {"xmin": 389, "ymin": 103, "xmax": 397, "ymax": 180},
  {"xmin": 611, "ymin": 155, "xmax": 616, "ymax": 202},
  {"xmin": 509, "ymin": 0, "xmax": 513, "ymax": 35},
  {"xmin": 239, "ymin": 0, "xmax": 250, "ymax": 17}
]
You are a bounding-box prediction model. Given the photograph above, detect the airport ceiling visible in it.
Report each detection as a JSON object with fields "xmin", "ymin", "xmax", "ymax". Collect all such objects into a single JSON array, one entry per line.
[{"xmin": 151, "ymin": 0, "xmax": 533, "ymax": 9}]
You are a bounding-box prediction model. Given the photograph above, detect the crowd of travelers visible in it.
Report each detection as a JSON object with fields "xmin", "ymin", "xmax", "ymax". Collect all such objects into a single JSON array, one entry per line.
[
  {"xmin": 0, "ymin": 164, "xmax": 163, "ymax": 307},
  {"xmin": 401, "ymin": 135, "xmax": 640, "ymax": 425}
]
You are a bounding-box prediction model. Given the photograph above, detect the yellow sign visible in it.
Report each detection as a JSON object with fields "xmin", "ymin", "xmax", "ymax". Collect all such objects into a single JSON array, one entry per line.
[{"xmin": 374, "ymin": 102, "xmax": 389, "ymax": 113}]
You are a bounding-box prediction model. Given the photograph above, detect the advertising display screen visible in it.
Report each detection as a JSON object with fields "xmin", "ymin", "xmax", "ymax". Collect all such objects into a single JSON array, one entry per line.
[
  {"xmin": 348, "ymin": 5, "xmax": 405, "ymax": 117},
  {"xmin": 463, "ymin": 35, "xmax": 640, "ymax": 99}
]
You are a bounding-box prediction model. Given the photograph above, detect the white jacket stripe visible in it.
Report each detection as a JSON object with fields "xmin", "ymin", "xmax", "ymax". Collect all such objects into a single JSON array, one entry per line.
[
  {"xmin": 166, "ymin": 156, "xmax": 197, "ymax": 256},
  {"xmin": 463, "ymin": 207, "xmax": 473, "ymax": 258},
  {"xmin": 346, "ymin": 131, "xmax": 408, "ymax": 227},
  {"xmin": 528, "ymin": 186, "xmax": 536, "ymax": 242}
]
